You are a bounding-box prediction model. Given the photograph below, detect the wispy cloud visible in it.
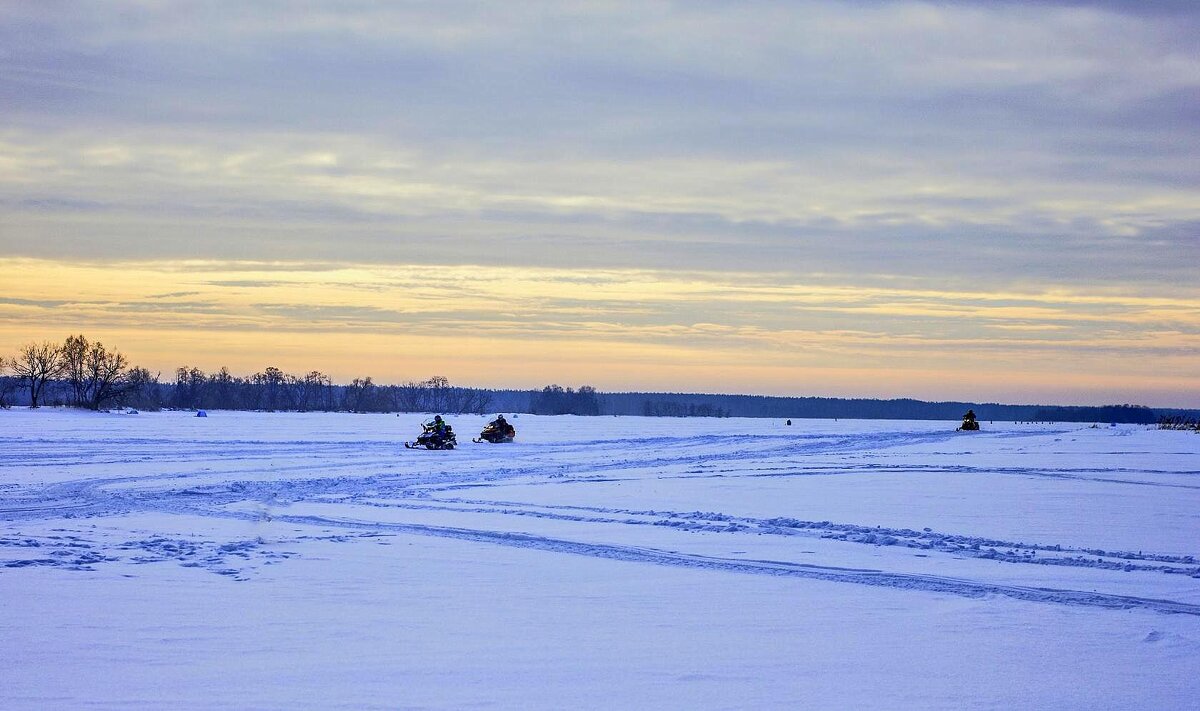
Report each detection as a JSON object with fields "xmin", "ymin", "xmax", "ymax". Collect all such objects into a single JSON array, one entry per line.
[
  {"xmin": 1, "ymin": 3, "xmax": 1197, "ymax": 403},
  {"xmin": 2, "ymin": 258, "xmax": 1197, "ymax": 405}
]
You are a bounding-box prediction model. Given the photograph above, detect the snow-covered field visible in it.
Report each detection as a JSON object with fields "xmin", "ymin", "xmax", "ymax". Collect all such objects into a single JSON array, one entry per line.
[{"xmin": 2, "ymin": 410, "xmax": 1199, "ymax": 709}]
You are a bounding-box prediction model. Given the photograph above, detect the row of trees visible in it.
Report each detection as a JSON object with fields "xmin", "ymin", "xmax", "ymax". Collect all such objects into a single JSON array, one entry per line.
[
  {"xmin": 529, "ymin": 385, "xmax": 601, "ymax": 415},
  {"xmin": 173, "ymin": 366, "xmax": 336, "ymax": 412},
  {"xmin": 171, "ymin": 368, "xmax": 492, "ymax": 414},
  {"xmin": 4, "ymin": 335, "xmax": 1194, "ymax": 422},
  {"xmin": 641, "ymin": 400, "xmax": 730, "ymax": 418},
  {"xmin": 599, "ymin": 392, "xmax": 1172, "ymax": 423},
  {"xmin": 1, "ymin": 336, "xmax": 496, "ymax": 414},
  {"xmin": 0, "ymin": 361, "xmax": 18, "ymax": 408},
  {"xmin": 1030, "ymin": 405, "xmax": 1157, "ymax": 425},
  {"xmin": 358, "ymin": 375, "xmax": 492, "ymax": 414},
  {"xmin": 1, "ymin": 336, "xmax": 158, "ymax": 410}
]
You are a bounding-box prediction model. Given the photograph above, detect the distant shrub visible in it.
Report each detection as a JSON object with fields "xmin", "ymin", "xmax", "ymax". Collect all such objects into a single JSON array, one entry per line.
[
  {"xmin": 1158, "ymin": 415, "xmax": 1200, "ymax": 431},
  {"xmin": 0, "ymin": 375, "xmax": 17, "ymax": 408}
]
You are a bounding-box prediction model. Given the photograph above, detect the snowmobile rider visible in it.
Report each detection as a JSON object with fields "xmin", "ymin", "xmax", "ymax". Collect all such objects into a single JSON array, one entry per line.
[
  {"xmin": 489, "ymin": 414, "xmax": 514, "ymax": 437},
  {"xmin": 427, "ymin": 415, "xmax": 451, "ymax": 442}
]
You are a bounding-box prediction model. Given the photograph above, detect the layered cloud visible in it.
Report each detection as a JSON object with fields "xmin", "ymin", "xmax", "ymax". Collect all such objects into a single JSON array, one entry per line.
[
  {"xmin": 2, "ymin": 258, "xmax": 1197, "ymax": 405},
  {"xmin": 1, "ymin": 2, "xmax": 1197, "ymax": 403}
]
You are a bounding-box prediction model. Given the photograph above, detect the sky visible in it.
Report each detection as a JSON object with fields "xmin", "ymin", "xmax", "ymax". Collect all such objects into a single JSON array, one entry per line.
[{"xmin": 1, "ymin": 1, "xmax": 1198, "ymax": 406}]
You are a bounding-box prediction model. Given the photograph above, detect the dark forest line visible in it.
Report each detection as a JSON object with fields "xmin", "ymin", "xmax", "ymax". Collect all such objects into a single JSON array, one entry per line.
[{"xmin": 3, "ymin": 335, "xmax": 1197, "ymax": 423}]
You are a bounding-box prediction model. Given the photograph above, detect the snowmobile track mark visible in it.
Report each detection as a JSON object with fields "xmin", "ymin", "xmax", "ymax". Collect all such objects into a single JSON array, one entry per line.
[{"xmin": 240, "ymin": 511, "xmax": 1200, "ymax": 617}]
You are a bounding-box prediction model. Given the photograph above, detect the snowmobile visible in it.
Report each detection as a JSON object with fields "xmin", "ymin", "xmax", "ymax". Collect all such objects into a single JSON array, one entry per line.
[
  {"xmin": 404, "ymin": 422, "xmax": 458, "ymax": 450},
  {"xmin": 957, "ymin": 410, "xmax": 980, "ymax": 431},
  {"xmin": 473, "ymin": 419, "xmax": 516, "ymax": 444}
]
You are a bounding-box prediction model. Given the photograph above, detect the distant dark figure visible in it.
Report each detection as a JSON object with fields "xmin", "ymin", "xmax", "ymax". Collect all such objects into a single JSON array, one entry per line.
[
  {"xmin": 786, "ymin": 419, "xmax": 792, "ymax": 426},
  {"xmin": 959, "ymin": 409, "xmax": 980, "ymax": 431}
]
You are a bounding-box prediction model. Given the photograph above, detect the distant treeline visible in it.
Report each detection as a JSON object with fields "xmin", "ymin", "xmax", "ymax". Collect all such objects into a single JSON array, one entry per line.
[
  {"xmin": 3, "ymin": 334, "xmax": 1196, "ymax": 423},
  {"xmin": 0, "ymin": 335, "xmax": 499, "ymax": 414},
  {"xmin": 599, "ymin": 392, "xmax": 1177, "ymax": 424},
  {"xmin": 170, "ymin": 368, "xmax": 493, "ymax": 414}
]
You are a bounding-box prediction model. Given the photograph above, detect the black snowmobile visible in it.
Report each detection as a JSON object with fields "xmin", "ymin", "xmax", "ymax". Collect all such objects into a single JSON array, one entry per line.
[
  {"xmin": 958, "ymin": 410, "xmax": 980, "ymax": 431},
  {"xmin": 474, "ymin": 417, "xmax": 516, "ymax": 444},
  {"xmin": 405, "ymin": 420, "xmax": 458, "ymax": 450}
]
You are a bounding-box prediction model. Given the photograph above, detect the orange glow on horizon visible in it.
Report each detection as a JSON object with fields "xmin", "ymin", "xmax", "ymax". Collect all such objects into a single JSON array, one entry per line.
[{"xmin": 2, "ymin": 258, "xmax": 1198, "ymax": 407}]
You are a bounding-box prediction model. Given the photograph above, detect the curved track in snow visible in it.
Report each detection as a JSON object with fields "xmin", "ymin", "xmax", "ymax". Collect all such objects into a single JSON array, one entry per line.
[{"xmin": 3, "ymin": 412, "xmax": 1199, "ymax": 615}]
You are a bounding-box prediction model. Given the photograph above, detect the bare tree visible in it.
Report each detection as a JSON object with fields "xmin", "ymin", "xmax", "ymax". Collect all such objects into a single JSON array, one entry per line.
[
  {"xmin": 392, "ymin": 380, "xmax": 427, "ymax": 412},
  {"xmin": 119, "ymin": 367, "xmax": 163, "ymax": 410},
  {"xmin": 384, "ymin": 376, "xmax": 491, "ymax": 414},
  {"xmin": 343, "ymin": 376, "xmax": 379, "ymax": 412},
  {"xmin": 208, "ymin": 367, "xmax": 235, "ymax": 409},
  {"xmin": 252, "ymin": 366, "xmax": 291, "ymax": 411},
  {"xmin": 294, "ymin": 371, "xmax": 330, "ymax": 412},
  {"xmin": 462, "ymin": 388, "xmax": 493, "ymax": 415},
  {"xmin": 425, "ymin": 375, "xmax": 452, "ymax": 413},
  {"xmin": 82, "ymin": 340, "xmax": 129, "ymax": 410},
  {"xmin": 61, "ymin": 334, "xmax": 90, "ymax": 406},
  {"xmin": 0, "ymin": 356, "xmax": 17, "ymax": 408},
  {"xmin": 12, "ymin": 341, "xmax": 65, "ymax": 407},
  {"xmin": 173, "ymin": 366, "xmax": 208, "ymax": 409}
]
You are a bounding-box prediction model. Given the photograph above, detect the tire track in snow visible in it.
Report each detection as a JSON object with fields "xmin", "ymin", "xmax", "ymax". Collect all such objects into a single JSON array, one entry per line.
[
  {"xmin": 5, "ymin": 422, "xmax": 1197, "ymax": 615},
  {"xmin": 8, "ymin": 426, "xmax": 1198, "ymax": 579},
  {"xmin": 416, "ymin": 495, "xmax": 1200, "ymax": 572},
  {"xmin": 233, "ymin": 510, "xmax": 1200, "ymax": 617}
]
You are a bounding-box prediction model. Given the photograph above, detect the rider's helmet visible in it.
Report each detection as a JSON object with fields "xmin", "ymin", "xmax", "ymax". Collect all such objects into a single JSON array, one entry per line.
[{"xmin": 434, "ymin": 415, "xmax": 443, "ymax": 423}]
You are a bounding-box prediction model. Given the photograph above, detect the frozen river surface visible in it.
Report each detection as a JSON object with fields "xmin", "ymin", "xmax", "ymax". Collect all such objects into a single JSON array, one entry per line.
[{"xmin": 2, "ymin": 410, "xmax": 1199, "ymax": 709}]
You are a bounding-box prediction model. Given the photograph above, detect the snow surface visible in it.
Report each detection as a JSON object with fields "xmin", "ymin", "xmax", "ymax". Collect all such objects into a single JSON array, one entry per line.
[{"xmin": 2, "ymin": 409, "xmax": 1199, "ymax": 709}]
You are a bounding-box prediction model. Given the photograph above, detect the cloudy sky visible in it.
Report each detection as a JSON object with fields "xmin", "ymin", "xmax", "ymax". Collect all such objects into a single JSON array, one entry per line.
[{"xmin": 2, "ymin": 1, "xmax": 1198, "ymax": 405}]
